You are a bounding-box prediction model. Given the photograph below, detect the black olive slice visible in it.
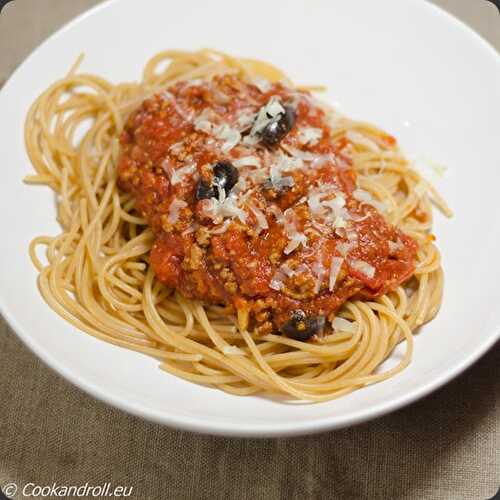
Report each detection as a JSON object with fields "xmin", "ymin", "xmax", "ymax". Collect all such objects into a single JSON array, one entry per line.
[
  {"xmin": 195, "ymin": 161, "xmax": 239, "ymax": 200},
  {"xmin": 280, "ymin": 310, "xmax": 325, "ymax": 341},
  {"xmin": 260, "ymin": 106, "xmax": 296, "ymax": 147},
  {"xmin": 195, "ymin": 180, "xmax": 216, "ymax": 200},
  {"xmin": 213, "ymin": 161, "xmax": 239, "ymax": 194}
]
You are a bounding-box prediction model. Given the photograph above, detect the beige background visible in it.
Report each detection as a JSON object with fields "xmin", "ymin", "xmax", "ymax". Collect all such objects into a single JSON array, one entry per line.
[{"xmin": 0, "ymin": 1, "xmax": 499, "ymax": 499}]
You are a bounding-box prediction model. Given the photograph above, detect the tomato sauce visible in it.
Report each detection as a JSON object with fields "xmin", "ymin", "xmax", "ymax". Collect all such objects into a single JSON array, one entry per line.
[{"xmin": 118, "ymin": 75, "xmax": 417, "ymax": 336}]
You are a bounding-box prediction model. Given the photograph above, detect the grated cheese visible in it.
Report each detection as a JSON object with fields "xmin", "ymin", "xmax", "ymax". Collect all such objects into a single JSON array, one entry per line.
[
  {"xmin": 249, "ymin": 204, "xmax": 269, "ymax": 234},
  {"xmin": 242, "ymin": 134, "xmax": 259, "ymax": 146},
  {"xmin": 329, "ymin": 257, "xmax": 344, "ymax": 291},
  {"xmin": 307, "ymin": 191, "xmax": 326, "ymax": 215},
  {"xmin": 270, "ymin": 164, "xmax": 295, "ymax": 190},
  {"xmin": 283, "ymin": 208, "xmax": 308, "ymax": 254},
  {"xmin": 268, "ymin": 205, "xmax": 285, "ymax": 224},
  {"xmin": 253, "ymin": 77, "xmax": 272, "ymax": 93},
  {"xmin": 312, "ymin": 261, "xmax": 326, "ymax": 293},
  {"xmin": 161, "ymin": 91, "xmax": 193, "ymax": 122},
  {"xmin": 333, "ymin": 216, "xmax": 347, "ymax": 229},
  {"xmin": 194, "ymin": 109, "xmax": 214, "ymax": 134},
  {"xmin": 276, "ymin": 152, "xmax": 303, "ymax": 172},
  {"xmin": 281, "ymin": 144, "xmax": 318, "ymax": 161},
  {"xmin": 388, "ymin": 239, "xmax": 404, "ymax": 253},
  {"xmin": 298, "ymin": 127, "xmax": 323, "ymax": 146},
  {"xmin": 233, "ymin": 156, "xmax": 261, "ymax": 168},
  {"xmin": 211, "ymin": 219, "xmax": 231, "ymax": 234},
  {"xmin": 350, "ymin": 259, "xmax": 376, "ymax": 278},
  {"xmin": 346, "ymin": 227, "xmax": 358, "ymax": 243},
  {"xmin": 167, "ymin": 198, "xmax": 188, "ymax": 224},
  {"xmin": 323, "ymin": 195, "xmax": 351, "ymax": 222},
  {"xmin": 280, "ymin": 264, "xmax": 295, "ymax": 277},
  {"xmin": 269, "ymin": 269, "xmax": 286, "ymax": 291},
  {"xmin": 311, "ymin": 154, "xmax": 335, "ymax": 169},
  {"xmin": 169, "ymin": 142, "xmax": 184, "ymax": 154},
  {"xmin": 200, "ymin": 187, "xmax": 247, "ymax": 224},
  {"xmin": 284, "ymin": 233, "xmax": 308, "ymax": 255},
  {"xmin": 237, "ymin": 112, "xmax": 256, "ymax": 129},
  {"xmin": 170, "ymin": 164, "xmax": 196, "ymax": 185},
  {"xmin": 337, "ymin": 241, "xmax": 356, "ymax": 257},
  {"xmin": 213, "ymin": 124, "xmax": 241, "ymax": 153},
  {"xmin": 182, "ymin": 224, "xmax": 198, "ymax": 236},
  {"xmin": 353, "ymin": 189, "xmax": 387, "ymax": 213}
]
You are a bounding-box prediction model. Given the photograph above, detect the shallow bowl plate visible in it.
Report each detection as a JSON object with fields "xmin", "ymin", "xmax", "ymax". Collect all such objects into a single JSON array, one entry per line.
[{"xmin": 1, "ymin": 0, "xmax": 499, "ymax": 437}]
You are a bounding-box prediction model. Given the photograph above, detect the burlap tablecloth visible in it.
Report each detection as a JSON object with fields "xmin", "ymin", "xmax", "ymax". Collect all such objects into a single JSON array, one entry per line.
[{"xmin": 0, "ymin": 1, "xmax": 499, "ymax": 499}]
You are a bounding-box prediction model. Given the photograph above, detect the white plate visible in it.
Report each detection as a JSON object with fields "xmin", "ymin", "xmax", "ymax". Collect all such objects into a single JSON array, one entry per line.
[{"xmin": 1, "ymin": 0, "xmax": 499, "ymax": 437}]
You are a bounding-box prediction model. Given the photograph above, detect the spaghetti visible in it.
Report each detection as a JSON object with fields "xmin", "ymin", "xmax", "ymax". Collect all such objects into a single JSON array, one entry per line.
[{"xmin": 25, "ymin": 50, "xmax": 450, "ymax": 401}]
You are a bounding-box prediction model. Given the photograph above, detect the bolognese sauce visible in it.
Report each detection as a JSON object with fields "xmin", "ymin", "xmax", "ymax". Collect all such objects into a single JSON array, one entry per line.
[{"xmin": 118, "ymin": 74, "xmax": 417, "ymax": 339}]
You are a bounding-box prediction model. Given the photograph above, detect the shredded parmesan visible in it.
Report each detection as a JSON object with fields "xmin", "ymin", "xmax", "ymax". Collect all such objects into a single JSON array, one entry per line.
[
  {"xmin": 200, "ymin": 189, "xmax": 247, "ymax": 224},
  {"xmin": 353, "ymin": 189, "xmax": 387, "ymax": 213},
  {"xmin": 237, "ymin": 112, "xmax": 255, "ymax": 129},
  {"xmin": 161, "ymin": 158, "xmax": 174, "ymax": 179},
  {"xmin": 194, "ymin": 109, "xmax": 214, "ymax": 133},
  {"xmin": 284, "ymin": 233, "xmax": 308, "ymax": 255},
  {"xmin": 169, "ymin": 142, "xmax": 184, "ymax": 154},
  {"xmin": 211, "ymin": 219, "xmax": 231, "ymax": 234},
  {"xmin": 253, "ymin": 77, "xmax": 272, "ymax": 93},
  {"xmin": 311, "ymin": 154, "xmax": 335, "ymax": 169},
  {"xmin": 242, "ymin": 134, "xmax": 259, "ymax": 146},
  {"xmin": 280, "ymin": 264, "xmax": 295, "ymax": 277},
  {"xmin": 350, "ymin": 259, "xmax": 376, "ymax": 278},
  {"xmin": 270, "ymin": 164, "xmax": 294, "ymax": 190},
  {"xmin": 268, "ymin": 205, "xmax": 285, "ymax": 224},
  {"xmin": 312, "ymin": 261, "xmax": 326, "ymax": 293},
  {"xmin": 333, "ymin": 216, "xmax": 347, "ymax": 229},
  {"xmin": 246, "ymin": 168, "xmax": 268, "ymax": 184},
  {"xmin": 182, "ymin": 224, "xmax": 197, "ymax": 236},
  {"xmin": 233, "ymin": 156, "xmax": 261, "ymax": 168},
  {"xmin": 170, "ymin": 164, "xmax": 196, "ymax": 185},
  {"xmin": 249, "ymin": 204, "xmax": 269, "ymax": 234},
  {"xmin": 232, "ymin": 176, "xmax": 248, "ymax": 194},
  {"xmin": 337, "ymin": 241, "xmax": 356, "ymax": 257},
  {"xmin": 213, "ymin": 124, "xmax": 241, "ymax": 152},
  {"xmin": 283, "ymin": 208, "xmax": 308, "ymax": 254},
  {"xmin": 281, "ymin": 144, "xmax": 318, "ymax": 161},
  {"xmin": 276, "ymin": 152, "xmax": 303, "ymax": 172},
  {"xmin": 306, "ymin": 185, "xmax": 351, "ymax": 222},
  {"xmin": 329, "ymin": 257, "xmax": 344, "ymax": 291},
  {"xmin": 269, "ymin": 269, "xmax": 286, "ymax": 291},
  {"xmin": 307, "ymin": 191, "xmax": 325, "ymax": 215},
  {"xmin": 323, "ymin": 195, "xmax": 351, "ymax": 222},
  {"xmin": 388, "ymin": 239, "xmax": 404, "ymax": 253},
  {"xmin": 298, "ymin": 127, "xmax": 323, "ymax": 146},
  {"xmin": 346, "ymin": 227, "xmax": 358, "ymax": 243},
  {"xmin": 167, "ymin": 198, "xmax": 188, "ymax": 224},
  {"xmin": 161, "ymin": 91, "xmax": 193, "ymax": 122}
]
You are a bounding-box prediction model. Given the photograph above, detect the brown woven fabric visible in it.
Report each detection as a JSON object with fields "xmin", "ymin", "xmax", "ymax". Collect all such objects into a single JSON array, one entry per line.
[{"xmin": 0, "ymin": 2, "xmax": 499, "ymax": 499}]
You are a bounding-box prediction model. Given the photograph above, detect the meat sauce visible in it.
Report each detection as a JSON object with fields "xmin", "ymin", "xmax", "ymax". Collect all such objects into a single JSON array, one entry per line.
[{"xmin": 118, "ymin": 74, "xmax": 417, "ymax": 338}]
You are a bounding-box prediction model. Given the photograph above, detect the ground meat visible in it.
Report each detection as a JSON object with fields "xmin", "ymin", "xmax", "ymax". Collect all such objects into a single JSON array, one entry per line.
[{"xmin": 117, "ymin": 74, "xmax": 417, "ymax": 334}]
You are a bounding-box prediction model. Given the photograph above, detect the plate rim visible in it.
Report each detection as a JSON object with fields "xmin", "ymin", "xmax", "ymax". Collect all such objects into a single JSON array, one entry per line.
[{"xmin": 1, "ymin": 0, "xmax": 499, "ymax": 437}]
